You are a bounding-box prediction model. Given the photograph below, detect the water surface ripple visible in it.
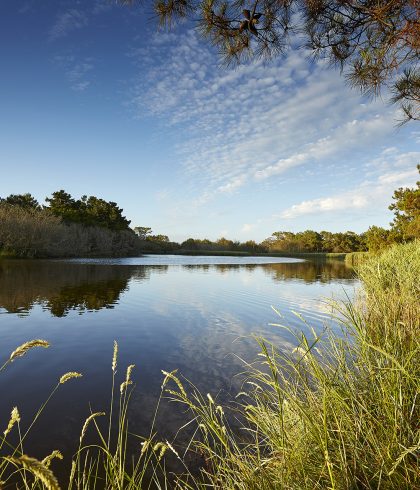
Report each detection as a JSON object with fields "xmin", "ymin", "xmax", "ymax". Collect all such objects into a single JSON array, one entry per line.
[{"xmin": 0, "ymin": 255, "xmax": 357, "ymax": 469}]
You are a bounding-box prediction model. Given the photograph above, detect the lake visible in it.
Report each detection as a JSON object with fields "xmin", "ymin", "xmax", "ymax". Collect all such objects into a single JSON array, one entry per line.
[{"xmin": 0, "ymin": 255, "xmax": 357, "ymax": 477}]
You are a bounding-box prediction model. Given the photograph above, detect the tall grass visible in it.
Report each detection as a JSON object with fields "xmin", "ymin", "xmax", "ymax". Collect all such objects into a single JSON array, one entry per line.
[
  {"xmin": 0, "ymin": 340, "xmax": 172, "ymax": 489},
  {"xmin": 344, "ymin": 251, "xmax": 370, "ymax": 267},
  {"xmin": 1, "ymin": 241, "xmax": 418, "ymax": 488},
  {"xmin": 163, "ymin": 241, "xmax": 420, "ymax": 489}
]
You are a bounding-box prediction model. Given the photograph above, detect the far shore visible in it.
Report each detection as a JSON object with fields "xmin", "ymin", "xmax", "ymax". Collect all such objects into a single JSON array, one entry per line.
[{"xmin": 0, "ymin": 249, "xmax": 370, "ymax": 267}]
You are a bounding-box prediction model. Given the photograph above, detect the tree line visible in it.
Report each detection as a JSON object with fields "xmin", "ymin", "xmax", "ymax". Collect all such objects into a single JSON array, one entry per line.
[
  {"xmin": 0, "ymin": 169, "xmax": 418, "ymax": 257},
  {"xmin": 136, "ymin": 166, "xmax": 419, "ymax": 254}
]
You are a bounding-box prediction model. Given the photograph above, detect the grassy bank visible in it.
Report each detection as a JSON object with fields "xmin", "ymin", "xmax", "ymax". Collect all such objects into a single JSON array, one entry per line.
[
  {"xmin": 344, "ymin": 250, "xmax": 370, "ymax": 266},
  {"xmin": 166, "ymin": 241, "xmax": 419, "ymax": 488},
  {"xmin": 0, "ymin": 241, "xmax": 418, "ymax": 488},
  {"xmin": 256, "ymin": 251, "xmax": 348, "ymax": 260}
]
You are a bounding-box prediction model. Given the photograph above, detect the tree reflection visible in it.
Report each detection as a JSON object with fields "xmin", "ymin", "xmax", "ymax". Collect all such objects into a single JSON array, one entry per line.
[
  {"xmin": 181, "ymin": 260, "xmax": 355, "ymax": 283},
  {"xmin": 0, "ymin": 261, "xmax": 168, "ymax": 316},
  {"xmin": 0, "ymin": 259, "xmax": 354, "ymax": 316},
  {"xmin": 262, "ymin": 260, "xmax": 355, "ymax": 283}
]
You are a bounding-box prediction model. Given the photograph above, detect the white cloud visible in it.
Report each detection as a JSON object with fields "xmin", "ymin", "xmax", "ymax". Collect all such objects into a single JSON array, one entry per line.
[
  {"xmin": 54, "ymin": 55, "xmax": 94, "ymax": 91},
  {"xmin": 281, "ymin": 193, "xmax": 369, "ymax": 218},
  {"xmin": 49, "ymin": 9, "xmax": 88, "ymax": 41},
  {"xmin": 241, "ymin": 223, "xmax": 254, "ymax": 233},
  {"xmin": 279, "ymin": 150, "xmax": 419, "ymax": 219},
  {"xmin": 92, "ymin": 0, "xmax": 114, "ymax": 14},
  {"xmin": 129, "ymin": 30, "xmax": 400, "ymax": 204},
  {"xmin": 72, "ymin": 81, "xmax": 90, "ymax": 92}
]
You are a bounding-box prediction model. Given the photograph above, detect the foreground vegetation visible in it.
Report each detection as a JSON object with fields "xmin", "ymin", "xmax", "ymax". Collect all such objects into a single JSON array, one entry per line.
[
  {"xmin": 0, "ymin": 241, "xmax": 418, "ymax": 488},
  {"xmin": 164, "ymin": 241, "xmax": 420, "ymax": 489}
]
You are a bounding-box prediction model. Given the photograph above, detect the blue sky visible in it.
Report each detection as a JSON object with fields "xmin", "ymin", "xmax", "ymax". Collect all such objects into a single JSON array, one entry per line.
[{"xmin": 1, "ymin": 1, "xmax": 419, "ymax": 242}]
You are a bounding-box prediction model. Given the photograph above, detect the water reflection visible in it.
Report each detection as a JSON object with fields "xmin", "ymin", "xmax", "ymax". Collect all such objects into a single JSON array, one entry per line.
[
  {"xmin": 262, "ymin": 259, "xmax": 355, "ymax": 283},
  {"xmin": 0, "ymin": 261, "xmax": 167, "ymax": 316},
  {"xmin": 0, "ymin": 259, "xmax": 354, "ymax": 316},
  {"xmin": 0, "ymin": 257, "xmax": 357, "ymax": 484}
]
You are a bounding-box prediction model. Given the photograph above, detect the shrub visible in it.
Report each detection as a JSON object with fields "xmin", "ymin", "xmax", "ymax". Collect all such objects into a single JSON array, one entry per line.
[{"xmin": 0, "ymin": 204, "xmax": 141, "ymax": 258}]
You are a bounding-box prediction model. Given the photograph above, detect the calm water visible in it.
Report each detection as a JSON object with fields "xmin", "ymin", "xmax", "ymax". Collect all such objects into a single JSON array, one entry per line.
[{"xmin": 0, "ymin": 256, "xmax": 357, "ymax": 475}]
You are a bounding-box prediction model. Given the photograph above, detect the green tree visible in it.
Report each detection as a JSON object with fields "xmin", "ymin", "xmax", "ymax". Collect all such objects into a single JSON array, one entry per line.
[
  {"xmin": 133, "ymin": 226, "xmax": 153, "ymax": 239},
  {"xmin": 0, "ymin": 193, "xmax": 40, "ymax": 210},
  {"xmin": 389, "ymin": 165, "xmax": 420, "ymax": 239},
  {"xmin": 45, "ymin": 190, "xmax": 131, "ymax": 231},
  {"xmin": 216, "ymin": 237, "xmax": 234, "ymax": 250},
  {"xmin": 181, "ymin": 238, "xmax": 200, "ymax": 250},
  {"xmin": 265, "ymin": 231, "xmax": 298, "ymax": 251},
  {"xmin": 146, "ymin": 234, "xmax": 170, "ymax": 242},
  {"xmin": 122, "ymin": 0, "xmax": 419, "ymax": 122},
  {"xmin": 242, "ymin": 240, "xmax": 260, "ymax": 252},
  {"xmin": 83, "ymin": 196, "xmax": 131, "ymax": 231},
  {"xmin": 45, "ymin": 190, "xmax": 82, "ymax": 223},
  {"xmin": 365, "ymin": 225, "xmax": 394, "ymax": 252},
  {"xmin": 296, "ymin": 230, "xmax": 322, "ymax": 252},
  {"xmin": 320, "ymin": 231, "xmax": 335, "ymax": 252}
]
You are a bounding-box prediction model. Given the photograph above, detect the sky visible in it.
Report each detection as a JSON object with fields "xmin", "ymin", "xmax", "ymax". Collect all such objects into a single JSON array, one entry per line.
[{"xmin": 0, "ymin": 0, "xmax": 419, "ymax": 243}]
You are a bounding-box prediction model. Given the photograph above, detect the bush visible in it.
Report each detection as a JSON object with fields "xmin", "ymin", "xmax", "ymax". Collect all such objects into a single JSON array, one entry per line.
[{"xmin": 0, "ymin": 204, "xmax": 142, "ymax": 258}]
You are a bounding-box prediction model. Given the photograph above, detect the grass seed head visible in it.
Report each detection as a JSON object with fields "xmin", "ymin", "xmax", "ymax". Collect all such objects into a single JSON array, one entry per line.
[
  {"xmin": 120, "ymin": 364, "xmax": 135, "ymax": 393},
  {"xmin": 42, "ymin": 450, "xmax": 63, "ymax": 468},
  {"xmin": 140, "ymin": 439, "xmax": 151, "ymax": 456},
  {"xmin": 6, "ymin": 455, "xmax": 60, "ymax": 490},
  {"xmin": 9, "ymin": 339, "xmax": 50, "ymax": 362},
  {"xmin": 80, "ymin": 412, "xmax": 105, "ymax": 444},
  {"xmin": 125, "ymin": 364, "xmax": 135, "ymax": 383},
  {"xmin": 112, "ymin": 340, "xmax": 118, "ymax": 372},
  {"xmin": 120, "ymin": 380, "xmax": 133, "ymax": 394},
  {"xmin": 3, "ymin": 406, "xmax": 20, "ymax": 437},
  {"xmin": 59, "ymin": 372, "xmax": 82, "ymax": 384}
]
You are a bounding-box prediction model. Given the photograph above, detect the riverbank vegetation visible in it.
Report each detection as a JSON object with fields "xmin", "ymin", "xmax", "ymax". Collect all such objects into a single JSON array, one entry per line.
[
  {"xmin": 1, "ymin": 168, "xmax": 418, "ymax": 258},
  {"xmin": 0, "ymin": 240, "xmax": 418, "ymax": 488},
  {"xmin": 0, "ymin": 191, "xmax": 141, "ymax": 258},
  {"xmin": 163, "ymin": 240, "xmax": 420, "ymax": 489}
]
